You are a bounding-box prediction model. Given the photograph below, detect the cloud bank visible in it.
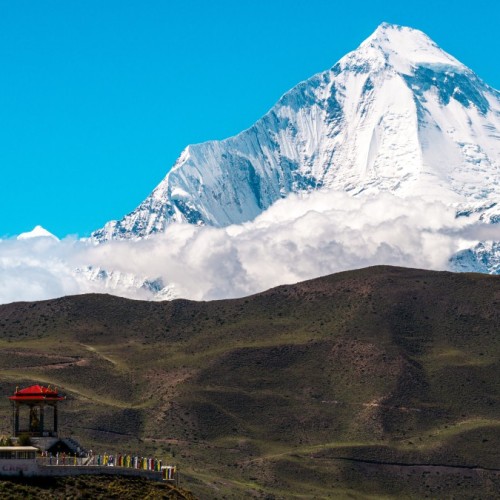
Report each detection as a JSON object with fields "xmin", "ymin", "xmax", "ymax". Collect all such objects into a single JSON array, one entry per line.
[{"xmin": 1, "ymin": 190, "xmax": 497, "ymax": 304}]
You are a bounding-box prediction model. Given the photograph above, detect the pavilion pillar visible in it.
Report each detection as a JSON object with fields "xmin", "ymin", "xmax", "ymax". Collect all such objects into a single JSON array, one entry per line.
[
  {"xmin": 54, "ymin": 404, "xmax": 58, "ymax": 436},
  {"xmin": 14, "ymin": 403, "xmax": 19, "ymax": 436},
  {"xmin": 39, "ymin": 404, "xmax": 45, "ymax": 435}
]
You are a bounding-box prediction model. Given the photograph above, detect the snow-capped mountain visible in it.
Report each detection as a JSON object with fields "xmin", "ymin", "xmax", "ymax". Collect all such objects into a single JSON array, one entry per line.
[
  {"xmin": 18, "ymin": 225, "xmax": 58, "ymax": 240},
  {"xmin": 450, "ymin": 241, "xmax": 500, "ymax": 274},
  {"xmin": 73, "ymin": 266, "xmax": 178, "ymax": 300},
  {"xmin": 92, "ymin": 22, "xmax": 500, "ymax": 244}
]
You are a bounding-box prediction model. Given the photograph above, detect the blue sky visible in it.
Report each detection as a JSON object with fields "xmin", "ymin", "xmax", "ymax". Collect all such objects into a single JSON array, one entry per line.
[{"xmin": 1, "ymin": 0, "xmax": 499, "ymax": 238}]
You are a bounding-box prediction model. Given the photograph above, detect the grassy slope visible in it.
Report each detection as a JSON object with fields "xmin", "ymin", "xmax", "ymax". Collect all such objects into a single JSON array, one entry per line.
[{"xmin": 0, "ymin": 266, "xmax": 499, "ymax": 498}]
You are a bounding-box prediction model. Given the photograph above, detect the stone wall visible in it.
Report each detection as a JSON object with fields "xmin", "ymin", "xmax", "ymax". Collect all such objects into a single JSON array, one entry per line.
[
  {"xmin": 0, "ymin": 458, "xmax": 39, "ymax": 477},
  {"xmin": 39, "ymin": 464, "xmax": 163, "ymax": 481}
]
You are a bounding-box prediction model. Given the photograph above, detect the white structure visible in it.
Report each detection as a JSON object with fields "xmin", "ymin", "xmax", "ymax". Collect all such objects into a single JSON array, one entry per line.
[{"xmin": 0, "ymin": 446, "xmax": 39, "ymax": 477}]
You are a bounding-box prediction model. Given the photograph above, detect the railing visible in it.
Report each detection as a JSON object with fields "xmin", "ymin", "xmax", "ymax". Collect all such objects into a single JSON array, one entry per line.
[
  {"xmin": 36, "ymin": 455, "xmax": 176, "ymax": 481},
  {"xmin": 37, "ymin": 456, "xmax": 90, "ymax": 467}
]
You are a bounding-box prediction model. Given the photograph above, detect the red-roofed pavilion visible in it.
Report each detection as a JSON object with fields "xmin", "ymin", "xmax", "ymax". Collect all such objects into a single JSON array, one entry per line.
[{"xmin": 9, "ymin": 385, "xmax": 65, "ymax": 437}]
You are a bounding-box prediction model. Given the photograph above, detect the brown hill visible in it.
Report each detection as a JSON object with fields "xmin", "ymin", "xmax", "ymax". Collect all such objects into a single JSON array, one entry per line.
[{"xmin": 0, "ymin": 266, "xmax": 499, "ymax": 498}]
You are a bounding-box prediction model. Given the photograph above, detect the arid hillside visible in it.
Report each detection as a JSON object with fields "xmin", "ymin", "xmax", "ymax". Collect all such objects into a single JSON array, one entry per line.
[{"xmin": 0, "ymin": 266, "xmax": 499, "ymax": 498}]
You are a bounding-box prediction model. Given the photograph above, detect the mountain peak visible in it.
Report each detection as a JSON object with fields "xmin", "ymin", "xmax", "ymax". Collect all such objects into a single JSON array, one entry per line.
[
  {"xmin": 370, "ymin": 21, "xmax": 414, "ymax": 36},
  {"xmin": 17, "ymin": 225, "xmax": 58, "ymax": 241},
  {"xmin": 350, "ymin": 23, "xmax": 463, "ymax": 75},
  {"xmin": 92, "ymin": 24, "xmax": 500, "ymax": 244}
]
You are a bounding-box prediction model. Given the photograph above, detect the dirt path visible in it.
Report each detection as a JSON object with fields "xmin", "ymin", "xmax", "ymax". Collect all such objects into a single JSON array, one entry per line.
[{"xmin": 80, "ymin": 343, "xmax": 118, "ymax": 366}]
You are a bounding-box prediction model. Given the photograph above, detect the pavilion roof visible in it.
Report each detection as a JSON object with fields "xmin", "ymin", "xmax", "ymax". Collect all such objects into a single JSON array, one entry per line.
[{"xmin": 9, "ymin": 384, "xmax": 65, "ymax": 401}]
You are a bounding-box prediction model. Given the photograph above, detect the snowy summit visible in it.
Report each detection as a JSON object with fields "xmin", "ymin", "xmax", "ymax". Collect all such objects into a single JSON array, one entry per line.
[
  {"xmin": 353, "ymin": 22, "xmax": 464, "ymax": 75},
  {"xmin": 17, "ymin": 225, "xmax": 58, "ymax": 241},
  {"xmin": 92, "ymin": 23, "xmax": 500, "ymax": 245}
]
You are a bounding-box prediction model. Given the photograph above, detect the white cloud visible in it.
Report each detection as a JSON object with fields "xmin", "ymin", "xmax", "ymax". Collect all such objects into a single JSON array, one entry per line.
[
  {"xmin": 0, "ymin": 190, "xmax": 495, "ymax": 304},
  {"xmin": 0, "ymin": 237, "xmax": 81, "ymax": 302}
]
